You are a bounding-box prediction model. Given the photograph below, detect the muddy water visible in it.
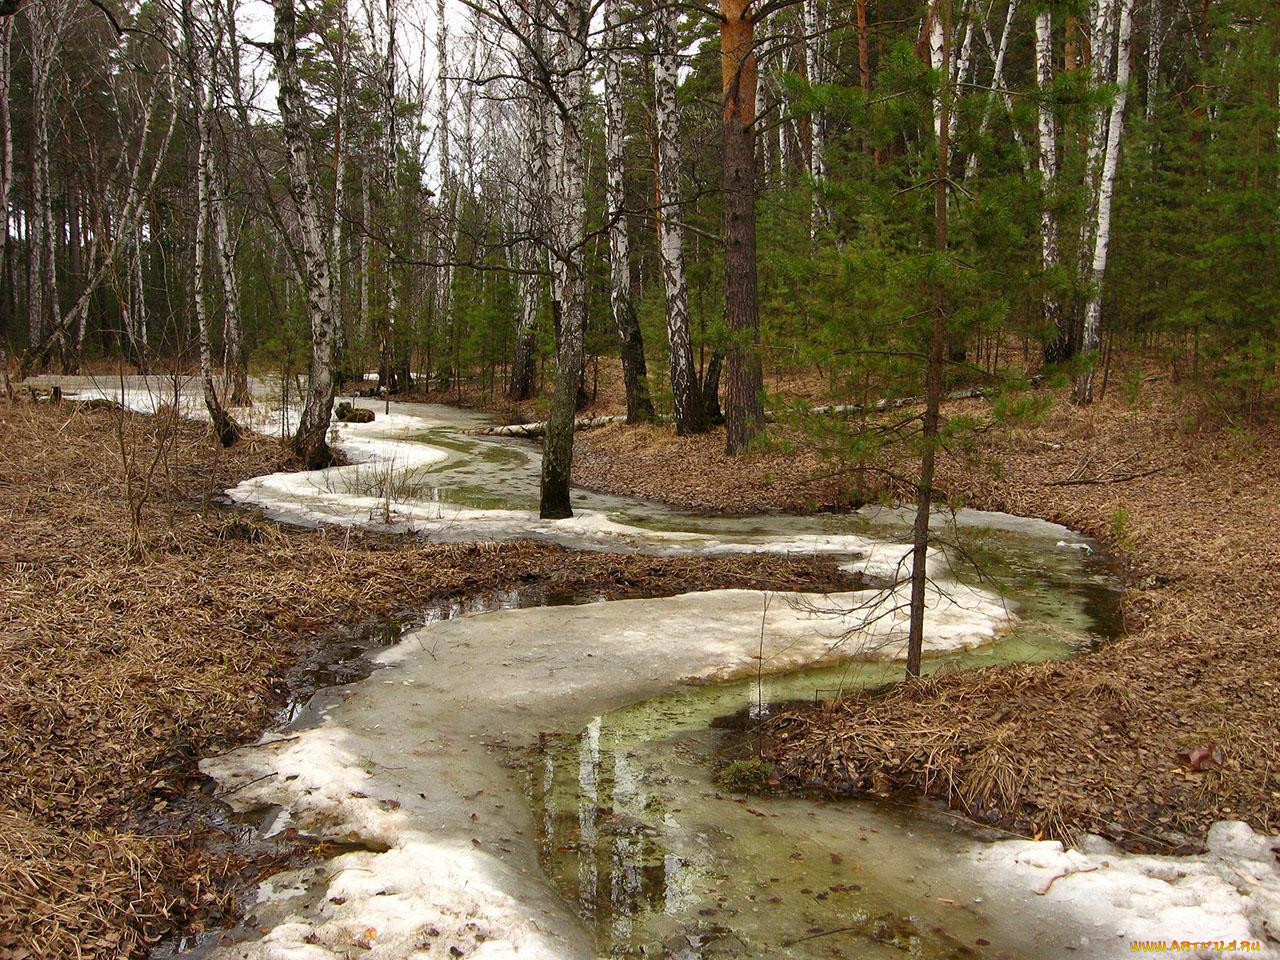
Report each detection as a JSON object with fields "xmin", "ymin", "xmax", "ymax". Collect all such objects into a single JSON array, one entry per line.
[{"xmin": 51, "ymin": 383, "xmax": 1119, "ymax": 959}]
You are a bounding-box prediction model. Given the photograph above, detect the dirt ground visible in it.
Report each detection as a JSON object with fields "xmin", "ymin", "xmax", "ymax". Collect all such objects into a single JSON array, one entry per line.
[
  {"xmin": 571, "ymin": 377, "xmax": 1280, "ymax": 852},
  {"xmin": 0, "ymin": 398, "xmax": 858, "ymax": 960}
]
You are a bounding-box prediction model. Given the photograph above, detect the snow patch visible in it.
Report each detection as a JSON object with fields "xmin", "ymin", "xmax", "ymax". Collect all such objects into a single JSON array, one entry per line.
[{"xmin": 977, "ymin": 822, "xmax": 1280, "ymax": 958}]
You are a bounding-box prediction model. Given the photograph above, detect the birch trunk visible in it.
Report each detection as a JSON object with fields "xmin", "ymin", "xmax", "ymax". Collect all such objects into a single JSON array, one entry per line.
[
  {"xmin": 1145, "ymin": 0, "xmax": 1163, "ymax": 121},
  {"xmin": 721, "ymin": 0, "xmax": 764, "ymax": 455},
  {"xmin": 184, "ymin": 0, "xmax": 238, "ymax": 445},
  {"xmin": 132, "ymin": 234, "xmax": 149, "ymax": 367},
  {"xmin": 655, "ymin": 4, "xmax": 705, "ymax": 435},
  {"xmin": 803, "ymin": 0, "xmax": 828, "ymax": 231},
  {"xmin": 274, "ymin": 0, "xmax": 339, "ymax": 467},
  {"xmin": 1078, "ymin": 0, "xmax": 1119, "ymax": 274},
  {"xmin": 964, "ymin": 0, "xmax": 1019, "ymax": 179},
  {"xmin": 603, "ymin": 0, "xmax": 654, "ymax": 423},
  {"xmin": 360, "ymin": 162, "xmax": 371, "ymax": 363},
  {"xmin": 330, "ymin": 0, "xmax": 348, "ymax": 382},
  {"xmin": 539, "ymin": 0, "xmax": 589, "ymax": 519},
  {"xmin": 434, "ymin": 0, "xmax": 453, "ymax": 382},
  {"xmin": 209, "ymin": 154, "xmax": 249, "ymax": 404},
  {"xmin": 379, "ymin": 0, "xmax": 398, "ymax": 394},
  {"xmin": 1035, "ymin": 8, "xmax": 1067, "ymax": 365},
  {"xmin": 1076, "ymin": 0, "xmax": 1134, "ymax": 404}
]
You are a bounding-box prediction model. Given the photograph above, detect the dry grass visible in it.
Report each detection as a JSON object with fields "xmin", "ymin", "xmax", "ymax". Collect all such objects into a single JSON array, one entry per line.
[
  {"xmin": 571, "ymin": 379, "xmax": 1280, "ymax": 851},
  {"xmin": 0, "ymin": 398, "xmax": 858, "ymax": 959}
]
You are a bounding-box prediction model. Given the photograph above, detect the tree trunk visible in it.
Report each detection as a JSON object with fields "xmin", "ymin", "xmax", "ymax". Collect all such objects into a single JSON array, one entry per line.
[
  {"xmin": 964, "ymin": 0, "xmax": 1020, "ymax": 179},
  {"xmin": 539, "ymin": 0, "xmax": 589, "ymax": 519},
  {"xmin": 379, "ymin": 0, "xmax": 399, "ymax": 396},
  {"xmin": 28, "ymin": 2, "xmax": 64, "ymax": 364},
  {"xmin": 907, "ymin": 0, "xmax": 952, "ymax": 679},
  {"xmin": 209, "ymin": 158, "xmax": 249, "ymax": 404},
  {"xmin": 67, "ymin": 177, "xmax": 84, "ymax": 368},
  {"xmin": 274, "ymin": 0, "xmax": 338, "ymax": 467},
  {"xmin": 184, "ymin": 0, "xmax": 238, "ymax": 445},
  {"xmin": 360, "ymin": 162, "xmax": 372, "ymax": 368},
  {"xmin": 656, "ymin": 4, "xmax": 706, "ymax": 434},
  {"xmin": 1145, "ymin": 0, "xmax": 1164, "ymax": 121},
  {"xmin": 509, "ymin": 28, "xmax": 546, "ymax": 404},
  {"xmin": 604, "ymin": 0, "xmax": 654, "ymax": 423},
  {"xmin": 434, "ymin": 0, "xmax": 453, "ymax": 386},
  {"xmin": 1076, "ymin": 0, "xmax": 1134, "ymax": 404},
  {"xmin": 721, "ymin": 0, "xmax": 764, "ymax": 455},
  {"xmin": 803, "ymin": 0, "xmax": 828, "ymax": 232},
  {"xmin": 1034, "ymin": 8, "xmax": 1067, "ymax": 366}
]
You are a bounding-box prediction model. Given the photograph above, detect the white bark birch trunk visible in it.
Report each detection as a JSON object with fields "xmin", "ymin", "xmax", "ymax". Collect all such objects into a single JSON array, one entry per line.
[
  {"xmin": 1035, "ymin": 8, "xmax": 1065, "ymax": 362},
  {"xmin": 360, "ymin": 162, "xmax": 371, "ymax": 358},
  {"xmin": 1144, "ymin": 0, "xmax": 1163, "ymax": 121},
  {"xmin": 1076, "ymin": 0, "xmax": 1134, "ymax": 403},
  {"xmin": 964, "ymin": 0, "xmax": 1020, "ymax": 180},
  {"xmin": 132, "ymin": 233, "xmax": 149, "ymax": 360},
  {"xmin": 273, "ymin": 0, "xmax": 339, "ymax": 466},
  {"xmin": 803, "ymin": 0, "xmax": 828, "ymax": 231},
  {"xmin": 329, "ymin": 0, "xmax": 349, "ymax": 377},
  {"xmin": 209, "ymin": 152, "xmax": 248, "ymax": 404},
  {"xmin": 1078, "ymin": 0, "xmax": 1119, "ymax": 274},
  {"xmin": 434, "ymin": 0, "xmax": 453, "ymax": 379},
  {"xmin": 654, "ymin": 4, "xmax": 704, "ymax": 434},
  {"xmin": 184, "ymin": 0, "xmax": 237, "ymax": 443},
  {"xmin": 380, "ymin": 0, "xmax": 399, "ymax": 392}
]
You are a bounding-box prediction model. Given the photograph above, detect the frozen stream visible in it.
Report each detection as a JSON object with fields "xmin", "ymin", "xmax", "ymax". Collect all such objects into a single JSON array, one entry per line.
[{"xmin": 42, "ymin": 378, "xmax": 1278, "ymax": 959}]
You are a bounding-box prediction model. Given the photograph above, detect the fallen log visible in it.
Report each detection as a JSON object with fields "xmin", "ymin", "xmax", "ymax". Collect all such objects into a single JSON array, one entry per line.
[
  {"xmin": 465, "ymin": 415, "xmax": 631, "ymax": 438},
  {"xmin": 467, "ymin": 387, "xmax": 995, "ymax": 439}
]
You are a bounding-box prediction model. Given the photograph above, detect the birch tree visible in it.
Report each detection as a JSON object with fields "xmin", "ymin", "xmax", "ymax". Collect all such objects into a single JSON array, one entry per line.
[
  {"xmin": 802, "ymin": 0, "xmax": 828, "ymax": 231},
  {"xmin": 1076, "ymin": 0, "xmax": 1135, "ymax": 403},
  {"xmin": 272, "ymin": 0, "xmax": 340, "ymax": 467},
  {"xmin": 1034, "ymin": 6, "xmax": 1064, "ymax": 365},
  {"xmin": 538, "ymin": 0, "xmax": 590, "ymax": 518},
  {"xmin": 654, "ymin": 2, "xmax": 705, "ymax": 434},
  {"xmin": 603, "ymin": 0, "xmax": 654, "ymax": 423},
  {"xmin": 182, "ymin": 0, "xmax": 238, "ymax": 445}
]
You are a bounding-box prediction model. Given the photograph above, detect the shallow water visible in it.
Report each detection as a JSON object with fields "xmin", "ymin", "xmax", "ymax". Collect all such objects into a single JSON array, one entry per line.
[{"xmin": 53, "ymin": 381, "xmax": 1120, "ymax": 959}]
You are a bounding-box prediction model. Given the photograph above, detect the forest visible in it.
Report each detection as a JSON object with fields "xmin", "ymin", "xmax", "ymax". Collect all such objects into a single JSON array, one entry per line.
[{"xmin": 1, "ymin": 0, "xmax": 1279, "ymax": 957}]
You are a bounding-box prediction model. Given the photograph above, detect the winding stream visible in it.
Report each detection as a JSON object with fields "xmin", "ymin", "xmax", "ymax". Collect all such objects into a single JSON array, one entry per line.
[
  {"xmin": 56, "ymin": 380, "xmax": 1131, "ymax": 958},
  {"xmin": 183, "ymin": 395, "xmax": 1131, "ymax": 960}
]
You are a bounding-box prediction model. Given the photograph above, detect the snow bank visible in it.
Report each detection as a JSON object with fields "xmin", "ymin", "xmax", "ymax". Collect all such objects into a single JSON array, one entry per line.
[
  {"xmin": 203, "ymin": 727, "xmax": 587, "ymax": 960},
  {"xmin": 977, "ymin": 822, "xmax": 1280, "ymax": 958}
]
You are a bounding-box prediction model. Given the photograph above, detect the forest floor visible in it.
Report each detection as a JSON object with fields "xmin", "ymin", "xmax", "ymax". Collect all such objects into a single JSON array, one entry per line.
[
  {"xmin": 570, "ymin": 375, "xmax": 1280, "ymax": 853},
  {"xmin": 0, "ymin": 397, "xmax": 860, "ymax": 960}
]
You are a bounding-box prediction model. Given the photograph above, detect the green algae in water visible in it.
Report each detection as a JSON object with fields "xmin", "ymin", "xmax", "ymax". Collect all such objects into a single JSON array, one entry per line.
[{"xmin": 524, "ymin": 630, "xmax": 1099, "ymax": 958}]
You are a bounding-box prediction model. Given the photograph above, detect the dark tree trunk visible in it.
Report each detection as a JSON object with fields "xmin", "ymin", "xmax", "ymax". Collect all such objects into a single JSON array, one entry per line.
[
  {"xmin": 906, "ymin": 0, "xmax": 952, "ymax": 679},
  {"xmin": 617, "ymin": 298, "xmax": 654, "ymax": 423},
  {"xmin": 721, "ymin": 0, "xmax": 763, "ymax": 455},
  {"xmin": 702, "ymin": 351, "xmax": 723, "ymax": 423}
]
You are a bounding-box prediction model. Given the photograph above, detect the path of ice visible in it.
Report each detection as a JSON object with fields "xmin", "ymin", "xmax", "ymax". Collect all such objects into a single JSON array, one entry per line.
[{"xmin": 43, "ymin": 376, "xmax": 1278, "ymax": 958}]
